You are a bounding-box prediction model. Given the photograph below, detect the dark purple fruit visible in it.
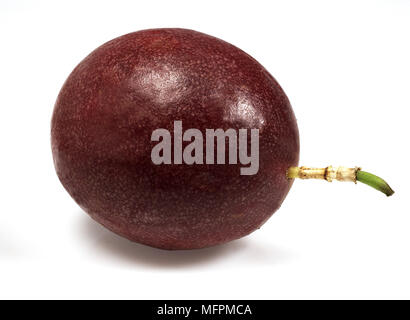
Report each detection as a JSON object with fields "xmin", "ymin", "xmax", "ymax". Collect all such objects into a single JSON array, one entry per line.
[{"xmin": 51, "ymin": 28, "xmax": 299, "ymax": 250}]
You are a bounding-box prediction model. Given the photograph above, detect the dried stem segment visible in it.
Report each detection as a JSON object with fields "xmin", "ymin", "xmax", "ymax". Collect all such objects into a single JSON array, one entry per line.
[
  {"xmin": 287, "ymin": 166, "xmax": 359, "ymax": 182},
  {"xmin": 287, "ymin": 166, "xmax": 394, "ymax": 197}
]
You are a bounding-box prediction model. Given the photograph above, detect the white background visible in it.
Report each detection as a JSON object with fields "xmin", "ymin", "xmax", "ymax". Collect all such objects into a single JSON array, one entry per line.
[{"xmin": 1, "ymin": 0, "xmax": 409, "ymax": 299}]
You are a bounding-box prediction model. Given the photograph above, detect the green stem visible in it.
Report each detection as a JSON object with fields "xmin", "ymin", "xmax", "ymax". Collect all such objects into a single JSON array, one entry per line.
[
  {"xmin": 287, "ymin": 166, "xmax": 395, "ymax": 197},
  {"xmin": 356, "ymin": 170, "xmax": 394, "ymax": 197}
]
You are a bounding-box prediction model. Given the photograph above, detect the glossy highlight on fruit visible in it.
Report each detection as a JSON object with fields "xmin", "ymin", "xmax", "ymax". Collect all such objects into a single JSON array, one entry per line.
[{"xmin": 51, "ymin": 28, "xmax": 300, "ymax": 249}]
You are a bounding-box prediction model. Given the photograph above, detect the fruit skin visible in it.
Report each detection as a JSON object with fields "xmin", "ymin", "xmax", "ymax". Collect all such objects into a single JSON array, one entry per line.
[{"xmin": 51, "ymin": 28, "xmax": 299, "ymax": 250}]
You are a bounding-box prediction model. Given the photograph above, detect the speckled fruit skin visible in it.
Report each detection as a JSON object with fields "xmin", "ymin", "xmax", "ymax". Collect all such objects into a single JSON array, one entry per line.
[{"xmin": 51, "ymin": 28, "xmax": 299, "ymax": 250}]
